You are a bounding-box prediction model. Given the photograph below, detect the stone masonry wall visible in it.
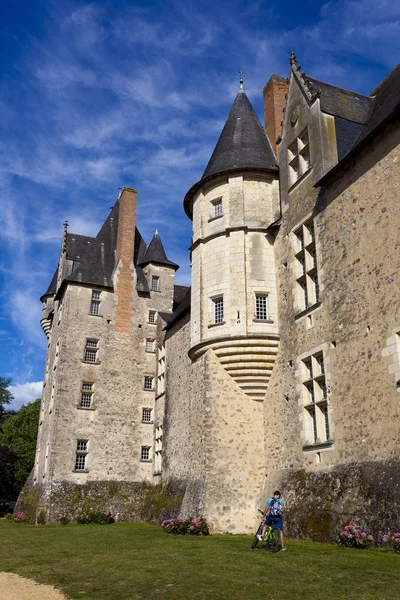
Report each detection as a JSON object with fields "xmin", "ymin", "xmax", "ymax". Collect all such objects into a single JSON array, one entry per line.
[{"xmin": 260, "ymin": 90, "xmax": 400, "ymax": 538}]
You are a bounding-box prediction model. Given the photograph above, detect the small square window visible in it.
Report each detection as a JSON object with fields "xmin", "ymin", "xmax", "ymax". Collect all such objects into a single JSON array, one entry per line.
[
  {"xmin": 212, "ymin": 198, "xmax": 223, "ymax": 218},
  {"xmin": 142, "ymin": 408, "xmax": 152, "ymax": 423},
  {"xmin": 151, "ymin": 276, "xmax": 160, "ymax": 291},
  {"xmin": 146, "ymin": 339, "xmax": 155, "ymax": 353},
  {"xmin": 144, "ymin": 376, "xmax": 154, "ymax": 390},
  {"xmin": 148, "ymin": 310, "xmax": 157, "ymax": 324},
  {"xmin": 141, "ymin": 446, "xmax": 151, "ymax": 461}
]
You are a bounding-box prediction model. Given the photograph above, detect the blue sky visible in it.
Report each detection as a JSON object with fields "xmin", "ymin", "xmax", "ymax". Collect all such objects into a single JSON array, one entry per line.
[{"xmin": 0, "ymin": 0, "xmax": 399, "ymax": 409}]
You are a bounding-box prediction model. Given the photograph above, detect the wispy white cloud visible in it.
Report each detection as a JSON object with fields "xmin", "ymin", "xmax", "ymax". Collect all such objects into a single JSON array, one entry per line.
[
  {"xmin": 9, "ymin": 381, "xmax": 43, "ymax": 411},
  {"xmin": 0, "ymin": 0, "xmax": 398, "ymax": 390}
]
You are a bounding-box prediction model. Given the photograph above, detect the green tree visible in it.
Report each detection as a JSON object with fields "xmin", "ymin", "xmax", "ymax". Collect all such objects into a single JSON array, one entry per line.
[
  {"xmin": 0, "ymin": 377, "xmax": 14, "ymax": 424},
  {"xmin": 0, "ymin": 399, "xmax": 41, "ymax": 500}
]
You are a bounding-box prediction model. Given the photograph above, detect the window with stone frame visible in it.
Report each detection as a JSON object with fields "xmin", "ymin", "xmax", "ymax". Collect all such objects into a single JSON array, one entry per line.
[
  {"xmin": 84, "ymin": 338, "xmax": 99, "ymax": 363},
  {"xmin": 294, "ymin": 220, "xmax": 319, "ymax": 312},
  {"xmin": 288, "ymin": 127, "xmax": 311, "ymax": 187},
  {"xmin": 146, "ymin": 339, "xmax": 155, "ymax": 353},
  {"xmin": 301, "ymin": 352, "xmax": 331, "ymax": 446},
  {"xmin": 255, "ymin": 294, "xmax": 269, "ymax": 320},
  {"xmin": 75, "ymin": 439, "xmax": 89, "ymax": 471},
  {"xmin": 211, "ymin": 197, "xmax": 223, "ymax": 219},
  {"xmin": 79, "ymin": 382, "xmax": 94, "ymax": 409},
  {"xmin": 148, "ymin": 310, "xmax": 157, "ymax": 324},
  {"xmin": 142, "ymin": 407, "xmax": 152, "ymax": 423},
  {"xmin": 144, "ymin": 376, "xmax": 154, "ymax": 390},
  {"xmin": 151, "ymin": 276, "xmax": 160, "ymax": 291},
  {"xmin": 212, "ymin": 296, "xmax": 224, "ymax": 324},
  {"xmin": 90, "ymin": 290, "xmax": 101, "ymax": 315},
  {"xmin": 141, "ymin": 446, "xmax": 151, "ymax": 461},
  {"xmin": 154, "ymin": 426, "xmax": 163, "ymax": 474}
]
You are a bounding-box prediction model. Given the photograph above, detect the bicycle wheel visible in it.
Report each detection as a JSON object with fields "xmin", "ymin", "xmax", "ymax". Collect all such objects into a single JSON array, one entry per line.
[
  {"xmin": 251, "ymin": 524, "xmax": 263, "ymax": 549},
  {"xmin": 265, "ymin": 528, "xmax": 281, "ymax": 553}
]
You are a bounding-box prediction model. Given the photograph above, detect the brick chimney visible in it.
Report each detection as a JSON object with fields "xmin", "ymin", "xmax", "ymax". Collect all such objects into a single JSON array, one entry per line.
[
  {"xmin": 114, "ymin": 187, "xmax": 137, "ymax": 332},
  {"xmin": 263, "ymin": 75, "xmax": 288, "ymax": 158}
]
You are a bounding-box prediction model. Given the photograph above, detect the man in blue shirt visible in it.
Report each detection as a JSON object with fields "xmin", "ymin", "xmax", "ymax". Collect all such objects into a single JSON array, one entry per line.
[{"xmin": 257, "ymin": 490, "xmax": 286, "ymax": 550}]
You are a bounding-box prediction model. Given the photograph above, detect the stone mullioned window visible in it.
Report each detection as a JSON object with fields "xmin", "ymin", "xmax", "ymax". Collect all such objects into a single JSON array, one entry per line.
[
  {"xmin": 84, "ymin": 339, "xmax": 99, "ymax": 363},
  {"xmin": 75, "ymin": 440, "xmax": 89, "ymax": 471},
  {"xmin": 299, "ymin": 350, "xmax": 332, "ymax": 449},
  {"xmin": 89, "ymin": 290, "xmax": 101, "ymax": 315},
  {"xmin": 288, "ymin": 127, "xmax": 311, "ymax": 188},
  {"xmin": 289, "ymin": 217, "xmax": 324, "ymax": 325},
  {"xmin": 79, "ymin": 382, "xmax": 94, "ymax": 409}
]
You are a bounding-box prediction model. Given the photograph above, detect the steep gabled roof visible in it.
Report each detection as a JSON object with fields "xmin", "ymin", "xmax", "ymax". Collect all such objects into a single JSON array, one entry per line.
[
  {"xmin": 138, "ymin": 231, "xmax": 178, "ymax": 270},
  {"xmin": 306, "ymin": 77, "xmax": 373, "ymax": 124},
  {"xmin": 316, "ymin": 61, "xmax": 400, "ymax": 184},
  {"xmin": 184, "ymin": 88, "xmax": 278, "ymax": 219},
  {"xmin": 41, "ymin": 199, "xmax": 180, "ymax": 300}
]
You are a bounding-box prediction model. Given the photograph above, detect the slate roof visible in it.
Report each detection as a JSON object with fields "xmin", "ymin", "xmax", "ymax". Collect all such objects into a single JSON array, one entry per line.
[
  {"xmin": 41, "ymin": 200, "xmax": 178, "ymax": 300},
  {"xmin": 184, "ymin": 89, "xmax": 278, "ymax": 219},
  {"xmin": 316, "ymin": 62, "xmax": 400, "ymax": 183},
  {"xmin": 138, "ymin": 231, "xmax": 178, "ymax": 269},
  {"xmin": 306, "ymin": 77, "xmax": 373, "ymax": 124}
]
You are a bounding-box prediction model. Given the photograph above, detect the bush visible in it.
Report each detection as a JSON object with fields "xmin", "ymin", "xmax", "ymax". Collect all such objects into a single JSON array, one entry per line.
[
  {"xmin": 76, "ymin": 510, "xmax": 115, "ymax": 524},
  {"xmin": 13, "ymin": 511, "xmax": 31, "ymax": 524},
  {"xmin": 339, "ymin": 525, "xmax": 373, "ymax": 549},
  {"xmin": 5, "ymin": 513, "xmax": 13, "ymax": 520},
  {"xmin": 161, "ymin": 516, "xmax": 209, "ymax": 536},
  {"xmin": 37, "ymin": 508, "xmax": 47, "ymax": 525},
  {"xmin": 383, "ymin": 533, "xmax": 400, "ymax": 553},
  {"xmin": 59, "ymin": 516, "xmax": 70, "ymax": 525}
]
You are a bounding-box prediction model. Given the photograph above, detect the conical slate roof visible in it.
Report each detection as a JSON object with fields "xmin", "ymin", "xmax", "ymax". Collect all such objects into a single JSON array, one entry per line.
[
  {"xmin": 138, "ymin": 231, "xmax": 178, "ymax": 269},
  {"xmin": 203, "ymin": 89, "xmax": 277, "ymax": 178},
  {"xmin": 184, "ymin": 88, "xmax": 278, "ymax": 218}
]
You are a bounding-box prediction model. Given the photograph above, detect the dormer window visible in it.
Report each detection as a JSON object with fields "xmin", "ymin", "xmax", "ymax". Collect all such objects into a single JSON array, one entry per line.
[{"xmin": 288, "ymin": 127, "xmax": 311, "ymax": 187}]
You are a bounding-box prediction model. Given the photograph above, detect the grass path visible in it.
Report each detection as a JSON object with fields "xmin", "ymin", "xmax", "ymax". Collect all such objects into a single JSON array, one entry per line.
[{"xmin": 1, "ymin": 521, "xmax": 399, "ymax": 600}]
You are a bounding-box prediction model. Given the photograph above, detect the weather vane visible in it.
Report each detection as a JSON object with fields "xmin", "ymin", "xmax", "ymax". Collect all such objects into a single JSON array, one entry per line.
[{"xmin": 239, "ymin": 71, "xmax": 244, "ymax": 90}]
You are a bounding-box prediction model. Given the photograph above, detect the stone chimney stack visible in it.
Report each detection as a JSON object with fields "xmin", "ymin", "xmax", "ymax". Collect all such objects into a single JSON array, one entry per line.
[
  {"xmin": 263, "ymin": 75, "xmax": 288, "ymax": 157},
  {"xmin": 114, "ymin": 187, "xmax": 137, "ymax": 332}
]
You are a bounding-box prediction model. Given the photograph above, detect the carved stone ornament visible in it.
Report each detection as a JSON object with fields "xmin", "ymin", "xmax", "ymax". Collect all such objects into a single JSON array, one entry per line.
[{"xmin": 291, "ymin": 106, "xmax": 300, "ymax": 125}]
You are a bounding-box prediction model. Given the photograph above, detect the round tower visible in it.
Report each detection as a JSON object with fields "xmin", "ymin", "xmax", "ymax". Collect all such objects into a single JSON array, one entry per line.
[{"xmin": 184, "ymin": 84, "xmax": 280, "ymax": 400}]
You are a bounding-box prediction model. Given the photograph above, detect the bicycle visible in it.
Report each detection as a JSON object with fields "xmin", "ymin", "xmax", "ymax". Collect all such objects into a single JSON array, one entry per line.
[{"xmin": 251, "ymin": 509, "xmax": 281, "ymax": 552}]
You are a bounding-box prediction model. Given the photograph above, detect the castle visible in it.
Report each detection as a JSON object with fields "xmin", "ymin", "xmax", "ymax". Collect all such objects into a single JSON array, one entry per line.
[{"xmin": 31, "ymin": 55, "xmax": 400, "ymax": 537}]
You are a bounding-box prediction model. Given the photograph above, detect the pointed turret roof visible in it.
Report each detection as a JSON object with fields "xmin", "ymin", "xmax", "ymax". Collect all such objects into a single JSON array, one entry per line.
[
  {"xmin": 184, "ymin": 86, "xmax": 278, "ymax": 218},
  {"xmin": 138, "ymin": 231, "xmax": 178, "ymax": 270},
  {"xmin": 203, "ymin": 89, "xmax": 277, "ymax": 178}
]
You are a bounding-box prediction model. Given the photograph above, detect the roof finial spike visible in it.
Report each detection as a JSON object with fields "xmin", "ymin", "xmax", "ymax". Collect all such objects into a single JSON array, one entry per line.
[
  {"xmin": 63, "ymin": 220, "xmax": 69, "ymax": 233},
  {"xmin": 239, "ymin": 70, "xmax": 244, "ymax": 91},
  {"xmin": 155, "ymin": 229, "xmax": 159, "ymax": 236},
  {"xmin": 289, "ymin": 52, "xmax": 297, "ymax": 67}
]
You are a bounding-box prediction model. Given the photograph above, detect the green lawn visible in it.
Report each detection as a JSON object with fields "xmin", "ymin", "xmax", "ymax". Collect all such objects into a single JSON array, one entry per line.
[{"xmin": 0, "ymin": 520, "xmax": 399, "ymax": 600}]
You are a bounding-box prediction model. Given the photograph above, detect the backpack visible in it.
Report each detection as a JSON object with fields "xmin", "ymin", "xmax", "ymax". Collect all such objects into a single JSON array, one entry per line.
[{"xmin": 269, "ymin": 497, "xmax": 282, "ymax": 517}]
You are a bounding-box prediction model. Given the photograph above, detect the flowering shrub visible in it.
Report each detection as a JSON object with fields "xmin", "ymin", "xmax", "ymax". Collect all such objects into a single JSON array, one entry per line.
[
  {"xmin": 76, "ymin": 510, "xmax": 115, "ymax": 524},
  {"xmin": 161, "ymin": 516, "xmax": 209, "ymax": 536},
  {"xmin": 383, "ymin": 533, "xmax": 400, "ymax": 553},
  {"xmin": 339, "ymin": 525, "xmax": 373, "ymax": 549},
  {"xmin": 13, "ymin": 511, "xmax": 31, "ymax": 524}
]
